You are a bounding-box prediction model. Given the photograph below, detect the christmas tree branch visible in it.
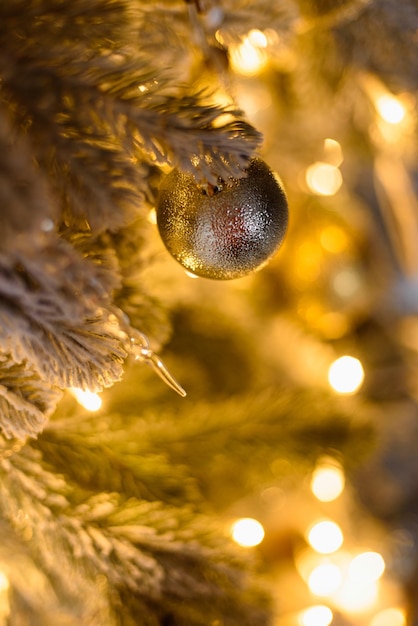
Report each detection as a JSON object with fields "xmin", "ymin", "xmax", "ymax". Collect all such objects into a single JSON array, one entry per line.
[
  {"xmin": 0, "ymin": 353, "xmax": 62, "ymax": 439},
  {"xmin": 0, "ymin": 446, "xmax": 271, "ymax": 625},
  {"xmin": 0, "ymin": 241, "xmax": 127, "ymax": 396}
]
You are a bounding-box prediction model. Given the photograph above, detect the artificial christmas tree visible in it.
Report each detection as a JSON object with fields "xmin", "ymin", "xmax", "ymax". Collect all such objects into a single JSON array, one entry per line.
[{"xmin": 0, "ymin": 0, "xmax": 417, "ymax": 624}]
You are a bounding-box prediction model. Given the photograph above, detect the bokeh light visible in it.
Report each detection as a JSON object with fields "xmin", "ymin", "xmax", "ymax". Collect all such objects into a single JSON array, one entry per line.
[
  {"xmin": 328, "ymin": 356, "xmax": 364, "ymax": 394},
  {"xmin": 247, "ymin": 29, "xmax": 268, "ymax": 48},
  {"xmin": 323, "ymin": 138, "xmax": 343, "ymax": 167},
  {"xmin": 307, "ymin": 520, "xmax": 344, "ymax": 554},
  {"xmin": 333, "ymin": 579, "xmax": 379, "ymax": 613},
  {"xmin": 298, "ymin": 605, "xmax": 333, "ymax": 626},
  {"xmin": 369, "ymin": 608, "xmax": 406, "ymax": 626},
  {"xmin": 375, "ymin": 95, "xmax": 406, "ymax": 124},
  {"xmin": 319, "ymin": 225, "xmax": 349, "ymax": 254},
  {"xmin": 70, "ymin": 388, "xmax": 103, "ymax": 412},
  {"xmin": 349, "ymin": 552, "xmax": 385, "ymax": 583},
  {"xmin": 305, "ymin": 162, "xmax": 343, "ymax": 196},
  {"xmin": 332, "ymin": 267, "xmax": 362, "ymax": 299},
  {"xmin": 147, "ymin": 208, "xmax": 157, "ymax": 225},
  {"xmin": 308, "ymin": 563, "xmax": 342, "ymax": 596},
  {"xmin": 311, "ymin": 459, "xmax": 345, "ymax": 502},
  {"xmin": 0, "ymin": 572, "xmax": 9, "ymax": 592},
  {"xmin": 230, "ymin": 518, "xmax": 265, "ymax": 547},
  {"xmin": 230, "ymin": 37, "xmax": 268, "ymax": 76}
]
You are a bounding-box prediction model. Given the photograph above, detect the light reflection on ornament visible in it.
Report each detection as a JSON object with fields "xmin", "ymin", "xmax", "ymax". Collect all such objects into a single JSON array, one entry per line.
[
  {"xmin": 298, "ymin": 605, "xmax": 333, "ymax": 626},
  {"xmin": 305, "ymin": 162, "xmax": 343, "ymax": 196},
  {"xmin": 70, "ymin": 388, "xmax": 103, "ymax": 412},
  {"xmin": 307, "ymin": 520, "xmax": 344, "ymax": 554},
  {"xmin": 311, "ymin": 459, "xmax": 345, "ymax": 502},
  {"xmin": 185, "ymin": 270, "xmax": 199, "ymax": 279},
  {"xmin": 308, "ymin": 563, "xmax": 342, "ymax": 597},
  {"xmin": 349, "ymin": 552, "xmax": 385, "ymax": 583},
  {"xmin": 328, "ymin": 356, "xmax": 364, "ymax": 394},
  {"xmin": 230, "ymin": 518, "xmax": 265, "ymax": 547},
  {"xmin": 375, "ymin": 95, "xmax": 406, "ymax": 124},
  {"xmin": 370, "ymin": 607, "xmax": 406, "ymax": 626}
]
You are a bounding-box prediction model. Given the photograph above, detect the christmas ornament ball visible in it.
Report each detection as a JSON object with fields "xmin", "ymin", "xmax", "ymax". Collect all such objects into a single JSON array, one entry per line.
[{"xmin": 157, "ymin": 158, "xmax": 288, "ymax": 280}]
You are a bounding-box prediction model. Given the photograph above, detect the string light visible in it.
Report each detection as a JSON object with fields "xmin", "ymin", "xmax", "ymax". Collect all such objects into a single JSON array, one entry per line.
[
  {"xmin": 230, "ymin": 518, "xmax": 265, "ymax": 547},
  {"xmin": 307, "ymin": 520, "xmax": 344, "ymax": 554},
  {"xmin": 305, "ymin": 162, "xmax": 343, "ymax": 196},
  {"xmin": 298, "ymin": 605, "xmax": 333, "ymax": 626},
  {"xmin": 70, "ymin": 388, "xmax": 103, "ymax": 412},
  {"xmin": 328, "ymin": 356, "xmax": 364, "ymax": 394},
  {"xmin": 310, "ymin": 459, "xmax": 345, "ymax": 502},
  {"xmin": 370, "ymin": 608, "xmax": 406, "ymax": 626},
  {"xmin": 348, "ymin": 552, "xmax": 385, "ymax": 583}
]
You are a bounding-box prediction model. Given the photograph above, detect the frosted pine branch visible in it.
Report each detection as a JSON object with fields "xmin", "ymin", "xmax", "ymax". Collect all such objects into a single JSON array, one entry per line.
[
  {"xmin": 0, "ymin": 353, "xmax": 62, "ymax": 439},
  {"xmin": 0, "ymin": 242, "xmax": 127, "ymax": 393},
  {"xmin": 0, "ymin": 446, "xmax": 270, "ymax": 626}
]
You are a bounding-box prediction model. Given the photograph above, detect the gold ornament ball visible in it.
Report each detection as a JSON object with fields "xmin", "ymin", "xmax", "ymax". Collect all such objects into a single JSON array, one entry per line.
[{"xmin": 157, "ymin": 158, "xmax": 289, "ymax": 280}]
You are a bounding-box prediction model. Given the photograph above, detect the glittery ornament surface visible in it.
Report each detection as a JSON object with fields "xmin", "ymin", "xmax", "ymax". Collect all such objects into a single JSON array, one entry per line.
[{"xmin": 157, "ymin": 158, "xmax": 288, "ymax": 280}]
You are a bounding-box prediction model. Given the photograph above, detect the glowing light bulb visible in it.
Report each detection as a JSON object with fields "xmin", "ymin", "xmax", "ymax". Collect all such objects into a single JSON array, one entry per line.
[
  {"xmin": 370, "ymin": 608, "xmax": 406, "ymax": 626},
  {"xmin": 230, "ymin": 39, "xmax": 268, "ymax": 76},
  {"xmin": 307, "ymin": 520, "xmax": 344, "ymax": 554},
  {"xmin": 376, "ymin": 95, "xmax": 406, "ymax": 124},
  {"xmin": 311, "ymin": 460, "xmax": 345, "ymax": 502},
  {"xmin": 308, "ymin": 563, "xmax": 342, "ymax": 597},
  {"xmin": 247, "ymin": 29, "xmax": 268, "ymax": 48},
  {"xmin": 231, "ymin": 518, "xmax": 265, "ymax": 547},
  {"xmin": 349, "ymin": 552, "xmax": 385, "ymax": 583},
  {"xmin": 328, "ymin": 356, "xmax": 364, "ymax": 394},
  {"xmin": 305, "ymin": 162, "xmax": 343, "ymax": 196},
  {"xmin": 298, "ymin": 605, "xmax": 333, "ymax": 626},
  {"xmin": 70, "ymin": 388, "xmax": 103, "ymax": 412}
]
